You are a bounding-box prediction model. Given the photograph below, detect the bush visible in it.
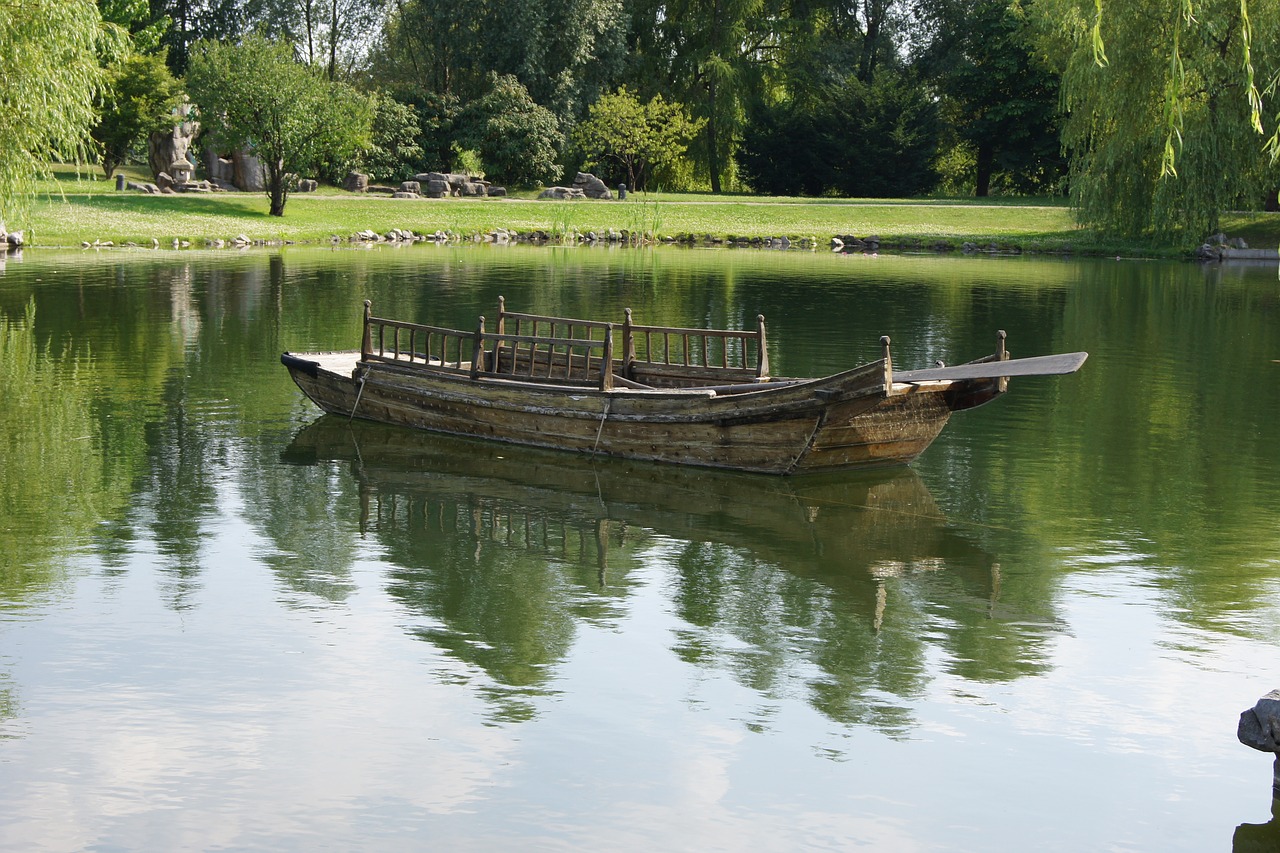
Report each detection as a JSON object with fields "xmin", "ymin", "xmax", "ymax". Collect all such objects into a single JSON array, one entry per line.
[
  {"xmin": 360, "ymin": 95, "xmax": 427, "ymax": 183},
  {"xmin": 573, "ymin": 87, "xmax": 703, "ymax": 192},
  {"xmin": 462, "ymin": 74, "xmax": 562, "ymax": 187}
]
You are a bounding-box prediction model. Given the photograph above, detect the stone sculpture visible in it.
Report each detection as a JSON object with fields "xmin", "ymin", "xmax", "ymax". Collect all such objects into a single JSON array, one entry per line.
[{"xmin": 1238, "ymin": 690, "xmax": 1280, "ymax": 796}]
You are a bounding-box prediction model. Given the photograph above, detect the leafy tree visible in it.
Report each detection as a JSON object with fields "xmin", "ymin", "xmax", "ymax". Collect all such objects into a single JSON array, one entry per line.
[
  {"xmin": 186, "ymin": 35, "xmax": 373, "ymax": 215},
  {"xmin": 916, "ymin": 0, "xmax": 1064, "ymax": 196},
  {"xmin": 462, "ymin": 74, "xmax": 563, "ymax": 186},
  {"xmin": 245, "ymin": 0, "xmax": 388, "ymax": 80},
  {"xmin": 98, "ymin": 0, "xmax": 169, "ymax": 53},
  {"xmin": 358, "ymin": 94, "xmax": 427, "ymax": 183},
  {"xmin": 414, "ymin": 91, "xmax": 463, "ymax": 173},
  {"xmin": 0, "ymin": 0, "xmax": 125, "ymax": 228},
  {"xmin": 1039, "ymin": 0, "xmax": 1280, "ymax": 238},
  {"xmin": 369, "ymin": 0, "xmax": 481, "ymax": 98},
  {"xmin": 476, "ymin": 0, "xmax": 627, "ymax": 122},
  {"xmin": 372, "ymin": 0, "xmax": 625, "ymax": 125},
  {"xmin": 293, "ymin": 0, "xmax": 387, "ymax": 79},
  {"xmin": 573, "ymin": 87, "xmax": 705, "ymax": 191},
  {"xmin": 92, "ymin": 50, "xmax": 185, "ymax": 178},
  {"xmin": 739, "ymin": 71, "xmax": 941, "ymax": 197},
  {"xmin": 780, "ymin": 0, "xmax": 912, "ymax": 87},
  {"xmin": 150, "ymin": 0, "xmax": 253, "ymax": 74},
  {"xmin": 626, "ymin": 0, "xmax": 775, "ymax": 192}
]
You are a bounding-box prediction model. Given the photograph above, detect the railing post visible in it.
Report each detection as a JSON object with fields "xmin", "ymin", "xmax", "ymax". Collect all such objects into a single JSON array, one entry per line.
[
  {"xmin": 600, "ymin": 324, "xmax": 615, "ymax": 391},
  {"xmin": 756, "ymin": 314, "xmax": 770, "ymax": 378},
  {"xmin": 495, "ymin": 296, "xmax": 506, "ymax": 370},
  {"xmin": 881, "ymin": 335, "xmax": 893, "ymax": 395},
  {"xmin": 361, "ymin": 300, "xmax": 373, "ymax": 360},
  {"xmin": 997, "ymin": 329, "xmax": 1009, "ymax": 391},
  {"xmin": 622, "ymin": 308, "xmax": 636, "ymax": 378},
  {"xmin": 471, "ymin": 316, "xmax": 486, "ymax": 379}
]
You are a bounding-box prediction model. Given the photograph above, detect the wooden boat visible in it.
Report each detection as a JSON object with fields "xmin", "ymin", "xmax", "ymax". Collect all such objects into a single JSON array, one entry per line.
[{"xmin": 281, "ymin": 298, "xmax": 1087, "ymax": 474}]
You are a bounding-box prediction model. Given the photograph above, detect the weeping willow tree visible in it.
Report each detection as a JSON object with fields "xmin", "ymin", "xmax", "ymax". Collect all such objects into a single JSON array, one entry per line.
[
  {"xmin": 0, "ymin": 0, "xmax": 125, "ymax": 229},
  {"xmin": 1041, "ymin": 0, "xmax": 1280, "ymax": 240}
]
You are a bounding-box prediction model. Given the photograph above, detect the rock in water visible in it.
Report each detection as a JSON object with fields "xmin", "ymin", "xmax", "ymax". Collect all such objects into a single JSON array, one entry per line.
[{"xmin": 1240, "ymin": 690, "xmax": 1280, "ymax": 752}]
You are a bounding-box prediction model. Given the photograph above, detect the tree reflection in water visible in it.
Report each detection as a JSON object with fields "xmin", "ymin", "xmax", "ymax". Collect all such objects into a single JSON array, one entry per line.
[{"xmin": 280, "ymin": 416, "xmax": 1057, "ymax": 734}]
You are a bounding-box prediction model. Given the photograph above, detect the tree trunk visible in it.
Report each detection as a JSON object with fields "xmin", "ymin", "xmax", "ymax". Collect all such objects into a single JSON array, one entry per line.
[
  {"xmin": 304, "ymin": 0, "xmax": 315, "ymax": 65},
  {"xmin": 328, "ymin": 0, "xmax": 339, "ymax": 80},
  {"xmin": 975, "ymin": 142, "xmax": 993, "ymax": 197},
  {"xmin": 268, "ymin": 160, "xmax": 288, "ymax": 216},
  {"xmin": 707, "ymin": 80, "xmax": 722, "ymax": 194}
]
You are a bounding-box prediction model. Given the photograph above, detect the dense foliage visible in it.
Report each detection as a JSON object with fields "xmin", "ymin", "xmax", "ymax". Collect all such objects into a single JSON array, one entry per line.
[
  {"xmin": 740, "ymin": 72, "xmax": 942, "ymax": 197},
  {"xmin": 461, "ymin": 74, "xmax": 564, "ymax": 187},
  {"xmin": 358, "ymin": 95, "xmax": 427, "ymax": 183}
]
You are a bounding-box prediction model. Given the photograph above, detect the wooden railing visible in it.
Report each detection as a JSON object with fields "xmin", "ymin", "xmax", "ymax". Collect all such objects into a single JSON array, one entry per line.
[
  {"xmin": 494, "ymin": 297, "xmax": 768, "ymax": 379},
  {"xmin": 361, "ymin": 301, "xmax": 614, "ymax": 390},
  {"xmin": 361, "ymin": 300, "xmax": 472, "ymax": 372},
  {"xmin": 622, "ymin": 307, "xmax": 768, "ymax": 379},
  {"xmin": 360, "ymin": 298, "xmax": 769, "ymax": 392},
  {"xmin": 475, "ymin": 316, "xmax": 614, "ymax": 391},
  {"xmin": 495, "ymin": 295, "xmax": 613, "ymax": 343}
]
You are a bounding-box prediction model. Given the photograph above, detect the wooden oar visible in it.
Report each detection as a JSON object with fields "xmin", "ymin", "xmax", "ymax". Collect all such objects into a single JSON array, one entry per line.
[{"xmin": 896, "ymin": 352, "xmax": 1088, "ymax": 383}]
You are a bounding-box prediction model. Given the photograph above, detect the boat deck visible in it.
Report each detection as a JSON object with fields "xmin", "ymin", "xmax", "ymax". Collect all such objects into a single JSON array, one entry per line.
[{"xmin": 305, "ymin": 351, "xmax": 362, "ymax": 376}]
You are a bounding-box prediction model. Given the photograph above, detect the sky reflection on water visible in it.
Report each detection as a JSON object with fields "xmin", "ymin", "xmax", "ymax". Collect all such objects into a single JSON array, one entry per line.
[{"xmin": 0, "ymin": 247, "xmax": 1278, "ymax": 850}]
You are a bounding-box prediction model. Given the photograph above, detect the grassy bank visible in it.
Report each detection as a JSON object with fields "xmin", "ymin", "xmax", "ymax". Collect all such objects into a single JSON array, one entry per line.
[{"xmin": 19, "ymin": 164, "xmax": 1280, "ymax": 256}]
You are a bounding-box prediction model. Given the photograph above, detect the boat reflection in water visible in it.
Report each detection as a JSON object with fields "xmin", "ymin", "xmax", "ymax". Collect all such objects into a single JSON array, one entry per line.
[{"xmin": 283, "ymin": 416, "xmax": 1035, "ymax": 732}]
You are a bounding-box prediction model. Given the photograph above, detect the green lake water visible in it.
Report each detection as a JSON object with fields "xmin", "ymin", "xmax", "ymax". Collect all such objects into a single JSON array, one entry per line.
[{"xmin": 1, "ymin": 245, "xmax": 1278, "ymax": 850}]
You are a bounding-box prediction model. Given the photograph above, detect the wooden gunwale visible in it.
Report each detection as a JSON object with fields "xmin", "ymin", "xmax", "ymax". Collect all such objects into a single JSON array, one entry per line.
[
  {"xmin": 284, "ymin": 353, "xmax": 958, "ymax": 473},
  {"xmin": 363, "ymin": 353, "xmax": 887, "ymax": 421}
]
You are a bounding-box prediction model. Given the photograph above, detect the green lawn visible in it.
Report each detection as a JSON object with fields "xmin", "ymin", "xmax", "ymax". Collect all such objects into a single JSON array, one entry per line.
[{"xmin": 18, "ymin": 162, "xmax": 1275, "ymax": 255}]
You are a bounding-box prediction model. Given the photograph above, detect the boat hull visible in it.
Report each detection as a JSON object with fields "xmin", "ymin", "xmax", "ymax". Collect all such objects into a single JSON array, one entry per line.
[{"xmin": 282, "ymin": 351, "xmax": 959, "ymax": 474}]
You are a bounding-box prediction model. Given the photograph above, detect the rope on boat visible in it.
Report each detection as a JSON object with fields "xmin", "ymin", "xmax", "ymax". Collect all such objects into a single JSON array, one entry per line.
[
  {"xmin": 592, "ymin": 398, "xmax": 611, "ymax": 455},
  {"xmin": 349, "ymin": 364, "xmax": 370, "ymax": 422},
  {"xmin": 784, "ymin": 412, "xmax": 828, "ymax": 475}
]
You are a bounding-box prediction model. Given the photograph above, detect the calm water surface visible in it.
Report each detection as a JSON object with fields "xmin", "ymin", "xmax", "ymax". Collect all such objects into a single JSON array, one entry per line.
[{"xmin": 1, "ymin": 246, "xmax": 1278, "ymax": 851}]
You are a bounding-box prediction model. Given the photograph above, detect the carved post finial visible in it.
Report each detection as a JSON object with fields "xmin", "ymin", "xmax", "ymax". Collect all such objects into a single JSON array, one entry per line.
[
  {"xmin": 881, "ymin": 335, "xmax": 893, "ymax": 394},
  {"xmin": 622, "ymin": 308, "xmax": 636, "ymax": 377},
  {"xmin": 757, "ymin": 314, "xmax": 770, "ymax": 378},
  {"xmin": 471, "ymin": 316, "xmax": 486, "ymax": 379},
  {"xmin": 361, "ymin": 300, "xmax": 373, "ymax": 360},
  {"xmin": 996, "ymin": 330, "xmax": 1009, "ymax": 391}
]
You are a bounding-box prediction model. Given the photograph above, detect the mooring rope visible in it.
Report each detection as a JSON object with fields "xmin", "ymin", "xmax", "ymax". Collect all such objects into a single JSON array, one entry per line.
[
  {"xmin": 592, "ymin": 398, "xmax": 611, "ymax": 454},
  {"xmin": 349, "ymin": 365, "xmax": 370, "ymax": 422}
]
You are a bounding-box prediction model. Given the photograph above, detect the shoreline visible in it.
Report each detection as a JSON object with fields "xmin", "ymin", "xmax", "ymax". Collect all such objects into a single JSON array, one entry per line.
[{"xmin": 17, "ymin": 175, "xmax": 1279, "ymax": 259}]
